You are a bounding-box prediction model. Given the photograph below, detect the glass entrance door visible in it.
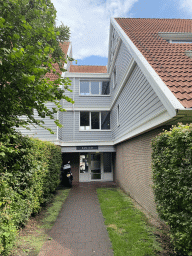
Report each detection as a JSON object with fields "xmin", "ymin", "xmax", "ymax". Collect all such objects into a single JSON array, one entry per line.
[
  {"xmin": 90, "ymin": 153, "xmax": 101, "ymax": 180},
  {"xmin": 79, "ymin": 152, "xmax": 113, "ymax": 182}
]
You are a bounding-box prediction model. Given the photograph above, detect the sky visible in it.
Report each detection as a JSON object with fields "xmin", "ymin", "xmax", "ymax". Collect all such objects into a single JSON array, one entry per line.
[{"xmin": 51, "ymin": 0, "xmax": 192, "ymax": 66}]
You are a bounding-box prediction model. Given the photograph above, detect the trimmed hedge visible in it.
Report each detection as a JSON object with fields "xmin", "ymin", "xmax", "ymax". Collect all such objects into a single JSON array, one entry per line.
[
  {"xmin": 0, "ymin": 131, "xmax": 62, "ymax": 255},
  {"xmin": 152, "ymin": 124, "xmax": 192, "ymax": 255}
]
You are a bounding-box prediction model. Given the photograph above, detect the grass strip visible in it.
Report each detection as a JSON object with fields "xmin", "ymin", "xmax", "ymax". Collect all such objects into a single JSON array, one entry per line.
[
  {"xmin": 97, "ymin": 188, "xmax": 161, "ymax": 256},
  {"xmin": 11, "ymin": 186, "xmax": 70, "ymax": 256}
]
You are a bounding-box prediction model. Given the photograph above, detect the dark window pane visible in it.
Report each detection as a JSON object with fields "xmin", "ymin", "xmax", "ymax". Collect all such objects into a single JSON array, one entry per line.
[
  {"xmin": 80, "ymin": 81, "xmax": 89, "ymax": 95},
  {"xmin": 91, "ymin": 112, "xmax": 99, "ymax": 129},
  {"xmin": 80, "ymin": 112, "xmax": 89, "ymax": 126},
  {"xmin": 91, "ymin": 82, "xmax": 99, "ymax": 94},
  {"xmin": 102, "ymin": 82, "xmax": 110, "ymax": 95},
  {"xmin": 91, "ymin": 173, "xmax": 101, "ymax": 179},
  {"xmin": 101, "ymin": 112, "xmax": 110, "ymax": 130},
  {"xmin": 103, "ymin": 153, "xmax": 112, "ymax": 172}
]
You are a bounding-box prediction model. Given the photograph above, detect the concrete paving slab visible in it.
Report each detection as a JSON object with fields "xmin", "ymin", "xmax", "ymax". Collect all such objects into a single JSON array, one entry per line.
[{"xmin": 38, "ymin": 182, "xmax": 116, "ymax": 256}]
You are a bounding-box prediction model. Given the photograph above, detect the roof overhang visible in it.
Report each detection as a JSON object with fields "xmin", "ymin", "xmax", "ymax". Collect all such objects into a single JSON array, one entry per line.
[{"xmin": 111, "ymin": 18, "xmax": 185, "ymax": 120}]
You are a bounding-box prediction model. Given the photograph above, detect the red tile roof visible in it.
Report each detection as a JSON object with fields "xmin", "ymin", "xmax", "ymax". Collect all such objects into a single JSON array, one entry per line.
[
  {"xmin": 45, "ymin": 42, "xmax": 70, "ymax": 81},
  {"xmin": 115, "ymin": 18, "xmax": 192, "ymax": 108},
  {"xmin": 70, "ymin": 65, "xmax": 107, "ymax": 73}
]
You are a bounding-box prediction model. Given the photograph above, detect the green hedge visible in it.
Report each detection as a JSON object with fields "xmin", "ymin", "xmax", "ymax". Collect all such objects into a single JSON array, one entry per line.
[
  {"xmin": 152, "ymin": 124, "xmax": 192, "ymax": 255},
  {"xmin": 0, "ymin": 131, "xmax": 62, "ymax": 255}
]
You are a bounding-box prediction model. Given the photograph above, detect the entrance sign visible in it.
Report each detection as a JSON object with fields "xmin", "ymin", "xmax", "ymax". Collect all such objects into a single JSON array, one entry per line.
[{"xmin": 76, "ymin": 146, "xmax": 98, "ymax": 150}]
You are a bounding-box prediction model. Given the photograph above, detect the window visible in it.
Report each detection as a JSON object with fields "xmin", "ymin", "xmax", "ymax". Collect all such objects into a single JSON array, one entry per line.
[
  {"xmin": 117, "ymin": 104, "xmax": 120, "ymax": 126},
  {"xmin": 80, "ymin": 112, "xmax": 89, "ymax": 126},
  {"xmin": 80, "ymin": 81, "xmax": 89, "ymax": 95},
  {"xmin": 80, "ymin": 112, "xmax": 110, "ymax": 130},
  {"xmin": 101, "ymin": 112, "xmax": 110, "ymax": 130},
  {"xmin": 80, "ymin": 81, "xmax": 110, "ymax": 95},
  {"xmin": 113, "ymin": 66, "xmax": 117, "ymax": 88},
  {"xmin": 91, "ymin": 112, "xmax": 99, "ymax": 129}
]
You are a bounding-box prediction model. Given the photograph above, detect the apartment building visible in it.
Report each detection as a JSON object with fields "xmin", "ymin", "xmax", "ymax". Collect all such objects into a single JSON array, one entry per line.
[{"xmin": 20, "ymin": 18, "xmax": 192, "ymax": 217}]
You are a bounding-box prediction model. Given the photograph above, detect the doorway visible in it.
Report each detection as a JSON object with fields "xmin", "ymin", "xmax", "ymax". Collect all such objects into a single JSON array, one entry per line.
[{"xmin": 79, "ymin": 152, "xmax": 113, "ymax": 182}]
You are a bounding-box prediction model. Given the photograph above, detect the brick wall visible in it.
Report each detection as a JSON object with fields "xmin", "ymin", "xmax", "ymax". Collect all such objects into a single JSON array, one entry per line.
[
  {"xmin": 115, "ymin": 127, "xmax": 166, "ymax": 219},
  {"xmin": 62, "ymin": 153, "xmax": 79, "ymax": 182}
]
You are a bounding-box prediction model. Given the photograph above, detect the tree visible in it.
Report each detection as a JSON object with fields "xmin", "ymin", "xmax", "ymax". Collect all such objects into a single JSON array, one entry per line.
[{"xmin": 0, "ymin": 0, "xmax": 73, "ymax": 134}]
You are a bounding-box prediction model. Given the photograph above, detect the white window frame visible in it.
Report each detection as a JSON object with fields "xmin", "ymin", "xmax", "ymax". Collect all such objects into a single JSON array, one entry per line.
[
  {"xmin": 79, "ymin": 81, "xmax": 110, "ymax": 96},
  {"xmin": 79, "ymin": 111, "xmax": 110, "ymax": 131}
]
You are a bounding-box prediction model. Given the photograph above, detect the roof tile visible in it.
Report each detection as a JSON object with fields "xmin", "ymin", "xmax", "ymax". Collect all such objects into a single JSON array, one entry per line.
[
  {"xmin": 69, "ymin": 65, "xmax": 107, "ymax": 73},
  {"xmin": 115, "ymin": 18, "xmax": 192, "ymax": 108},
  {"xmin": 45, "ymin": 42, "xmax": 70, "ymax": 81}
]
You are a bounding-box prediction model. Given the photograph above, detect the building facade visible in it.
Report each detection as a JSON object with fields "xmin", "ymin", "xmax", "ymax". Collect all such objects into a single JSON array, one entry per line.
[{"xmin": 20, "ymin": 18, "xmax": 192, "ymax": 218}]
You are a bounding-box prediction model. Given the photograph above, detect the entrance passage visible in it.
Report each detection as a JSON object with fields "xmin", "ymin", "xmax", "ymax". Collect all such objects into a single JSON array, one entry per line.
[{"xmin": 79, "ymin": 152, "xmax": 113, "ymax": 182}]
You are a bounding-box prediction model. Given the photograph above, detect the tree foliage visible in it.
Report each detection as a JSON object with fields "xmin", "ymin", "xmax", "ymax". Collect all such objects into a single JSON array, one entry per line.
[{"xmin": 0, "ymin": 0, "xmax": 73, "ymax": 134}]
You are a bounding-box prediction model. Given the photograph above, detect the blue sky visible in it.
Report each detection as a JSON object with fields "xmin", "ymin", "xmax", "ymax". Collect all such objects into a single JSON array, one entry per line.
[{"xmin": 51, "ymin": 0, "xmax": 192, "ymax": 66}]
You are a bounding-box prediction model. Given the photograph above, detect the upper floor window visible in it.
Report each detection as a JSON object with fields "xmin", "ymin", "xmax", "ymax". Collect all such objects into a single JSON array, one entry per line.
[
  {"xmin": 80, "ymin": 81, "xmax": 110, "ymax": 96},
  {"xmin": 113, "ymin": 66, "xmax": 117, "ymax": 88},
  {"xmin": 80, "ymin": 111, "xmax": 110, "ymax": 130},
  {"xmin": 117, "ymin": 104, "xmax": 120, "ymax": 127}
]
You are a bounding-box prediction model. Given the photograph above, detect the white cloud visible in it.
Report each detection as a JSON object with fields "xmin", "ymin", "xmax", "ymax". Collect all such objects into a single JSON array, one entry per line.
[
  {"xmin": 179, "ymin": 0, "xmax": 192, "ymax": 13},
  {"xmin": 51, "ymin": 0, "xmax": 138, "ymax": 60}
]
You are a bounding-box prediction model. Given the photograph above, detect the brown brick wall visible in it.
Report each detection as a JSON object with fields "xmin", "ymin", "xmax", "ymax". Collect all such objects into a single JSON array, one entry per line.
[
  {"xmin": 62, "ymin": 153, "xmax": 79, "ymax": 182},
  {"xmin": 115, "ymin": 127, "xmax": 165, "ymax": 219}
]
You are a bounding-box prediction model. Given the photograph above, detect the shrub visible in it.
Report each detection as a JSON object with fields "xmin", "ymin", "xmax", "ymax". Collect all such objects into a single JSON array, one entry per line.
[
  {"xmin": 0, "ymin": 131, "xmax": 62, "ymax": 255},
  {"xmin": 152, "ymin": 124, "xmax": 192, "ymax": 255}
]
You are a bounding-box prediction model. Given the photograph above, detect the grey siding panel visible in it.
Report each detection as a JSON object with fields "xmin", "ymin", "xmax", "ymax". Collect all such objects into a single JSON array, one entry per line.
[
  {"xmin": 62, "ymin": 78, "xmax": 74, "ymax": 109},
  {"xmin": 61, "ymin": 111, "xmax": 74, "ymax": 142},
  {"xmin": 18, "ymin": 102, "xmax": 57, "ymax": 141},
  {"xmin": 108, "ymin": 26, "xmax": 120, "ymax": 70},
  {"xmin": 111, "ymin": 64, "xmax": 166, "ymax": 140},
  {"xmin": 111, "ymin": 41, "xmax": 133, "ymax": 101}
]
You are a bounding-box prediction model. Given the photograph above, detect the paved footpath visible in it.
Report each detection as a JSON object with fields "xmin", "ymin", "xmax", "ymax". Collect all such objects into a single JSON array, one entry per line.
[{"xmin": 38, "ymin": 182, "xmax": 116, "ymax": 256}]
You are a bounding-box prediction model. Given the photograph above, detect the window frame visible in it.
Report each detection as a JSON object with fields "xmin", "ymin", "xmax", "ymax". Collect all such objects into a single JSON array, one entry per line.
[
  {"xmin": 79, "ymin": 80, "xmax": 110, "ymax": 96},
  {"xmin": 79, "ymin": 111, "xmax": 111, "ymax": 131}
]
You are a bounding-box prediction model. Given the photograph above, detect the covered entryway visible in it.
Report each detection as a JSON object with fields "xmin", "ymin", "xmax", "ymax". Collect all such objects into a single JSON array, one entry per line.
[
  {"xmin": 79, "ymin": 152, "xmax": 113, "ymax": 182},
  {"xmin": 61, "ymin": 145, "xmax": 116, "ymax": 182}
]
